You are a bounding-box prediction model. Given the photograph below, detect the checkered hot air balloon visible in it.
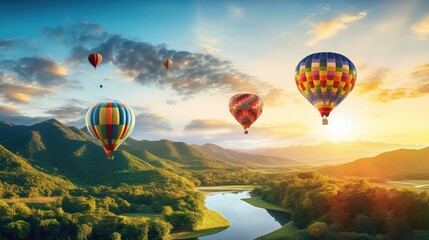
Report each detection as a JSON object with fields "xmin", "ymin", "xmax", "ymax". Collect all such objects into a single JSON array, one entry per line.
[
  {"xmin": 295, "ymin": 52, "xmax": 357, "ymax": 125},
  {"xmin": 229, "ymin": 93, "xmax": 263, "ymax": 134},
  {"xmin": 88, "ymin": 53, "xmax": 103, "ymax": 69},
  {"xmin": 85, "ymin": 102, "xmax": 135, "ymax": 160}
]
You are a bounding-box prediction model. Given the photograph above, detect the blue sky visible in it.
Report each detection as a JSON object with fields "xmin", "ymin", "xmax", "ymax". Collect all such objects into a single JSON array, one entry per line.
[{"xmin": 1, "ymin": 0, "xmax": 429, "ymax": 149}]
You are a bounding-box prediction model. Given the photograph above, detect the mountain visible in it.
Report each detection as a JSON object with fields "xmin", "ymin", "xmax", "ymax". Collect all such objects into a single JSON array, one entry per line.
[
  {"xmin": 121, "ymin": 139, "xmax": 237, "ymax": 170},
  {"xmin": 321, "ymin": 147, "xmax": 429, "ymax": 179},
  {"xmin": 249, "ymin": 141, "xmax": 423, "ymax": 165},
  {"xmin": 0, "ymin": 119, "xmax": 195, "ymax": 188},
  {"xmin": 0, "ymin": 144, "xmax": 75, "ymax": 197},
  {"xmin": 195, "ymin": 143, "xmax": 304, "ymax": 168}
]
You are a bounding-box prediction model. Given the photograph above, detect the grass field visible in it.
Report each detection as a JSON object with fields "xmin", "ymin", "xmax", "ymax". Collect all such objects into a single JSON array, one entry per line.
[
  {"xmin": 256, "ymin": 221, "xmax": 298, "ymax": 240},
  {"xmin": 196, "ymin": 185, "xmax": 255, "ymax": 194},
  {"xmin": 241, "ymin": 196, "xmax": 290, "ymax": 213},
  {"xmin": 171, "ymin": 209, "xmax": 230, "ymax": 239}
]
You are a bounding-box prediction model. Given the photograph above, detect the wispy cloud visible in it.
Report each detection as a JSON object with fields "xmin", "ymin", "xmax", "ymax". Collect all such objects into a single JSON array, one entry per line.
[
  {"xmin": 228, "ymin": 5, "xmax": 244, "ymax": 17},
  {"xmin": 0, "ymin": 105, "xmax": 50, "ymax": 125},
  {"xmin": 184, "ymin": 119, "xmax": 235, "ymax": 131},
  {"xmin": 358, "ymin": 64, "xmax": 429, "ymax": 103},
  {"xmin": 200, "ymin": 37, "xmax": 221, "ymax": 54},
  {"xmin": 0, "ymin": 72, "xmax": 54, "ymax": 104},
  {"xmin": 306, "ymin": 11, "xmax": 368, "ymax": 46},
  {"xmin": 412, "ymin": 14, "xmax": 429, "ymax": 40}
]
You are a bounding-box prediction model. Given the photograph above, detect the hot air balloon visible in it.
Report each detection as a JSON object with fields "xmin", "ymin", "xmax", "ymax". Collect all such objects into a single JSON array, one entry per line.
[
  {"xmin": 163, "ymin": 59, "xmax": 173, "ymax": 70},
  {"xmin": 229, "ymin": 93, "xmax": 263, "ymax": 134},
  {"xmin": 85, "ymin": 102, "xmax": 135, "ymax": 160},
  {"xmin": 295, "ymin": 52, "xmax": 357, "ymax": 125},
  {"xmin": 88, "ymin": 53, "xmax": 103, "ymax": 69},
  {"xmin": 100, "ymin": 85, "xmax": 103, "ymax": 88}
]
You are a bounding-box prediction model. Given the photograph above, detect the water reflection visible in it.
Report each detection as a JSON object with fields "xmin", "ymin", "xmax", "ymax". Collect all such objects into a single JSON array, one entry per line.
[{"xmin": 191, "ymin": 191, "xmax": 290, "ymax": 240}]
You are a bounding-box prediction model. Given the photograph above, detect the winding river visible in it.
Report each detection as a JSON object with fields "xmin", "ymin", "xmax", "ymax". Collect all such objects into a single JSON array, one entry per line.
[{"xmin": 193, "ymin": 191, "xmax": 290, "ymax": 240}]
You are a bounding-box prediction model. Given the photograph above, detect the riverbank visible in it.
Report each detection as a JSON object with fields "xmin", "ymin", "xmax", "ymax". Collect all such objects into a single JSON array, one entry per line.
[
  {"xmin": 241, "ymin": 196, "xmax": 290, "ymax": 213},
  {"xmin": 241, "ymin": 196, "xmax": 297, "ymax": 239},
  {"xmin": 170, "ymin": 209, "xmax": 230, "ymax": 239},
  {"xmin": 196, "ymin": 185, "xmax": 255, "ymax": 194}
]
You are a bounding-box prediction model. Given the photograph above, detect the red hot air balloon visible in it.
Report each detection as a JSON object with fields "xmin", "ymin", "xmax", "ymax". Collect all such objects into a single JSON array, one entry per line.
[
  {"xmin": 229, "ymin": 93, "xmax": 263, "ymax": 134},
  {"xmin": 163, "ymin": 59, "xmax": 173, "ymax": 70},
  {"xmin": 88, "ymin": 53, "xmax": 103, "ymax": 69}
]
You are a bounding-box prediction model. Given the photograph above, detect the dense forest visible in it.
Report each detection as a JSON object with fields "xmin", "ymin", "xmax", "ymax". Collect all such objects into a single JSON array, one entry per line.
[{"xmin": 254, "ymin": 172, "xmax": 429, "ymax": 240}]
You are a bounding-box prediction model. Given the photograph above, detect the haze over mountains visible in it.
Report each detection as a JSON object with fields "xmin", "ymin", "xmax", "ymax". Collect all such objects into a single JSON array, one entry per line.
[{"xmin": 249, "ymin": 141, "xmax": 423, "ymax": 165}]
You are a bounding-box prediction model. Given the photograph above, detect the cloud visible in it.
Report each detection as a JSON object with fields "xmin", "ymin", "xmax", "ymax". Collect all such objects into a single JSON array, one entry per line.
[
  {"xmin": 45, "ymin": 105, "xmax": 87, "ymax": 120},
  {"xmin": 358, "ymin": 64, "xmax": 429, "ymax": 103},
  {"xmin": 306, "ymin": 11, "xmax": 368, "ymax": 46},
  {"xmin": 412, "ymin": 14, "xmax": 429, "ymax": 40},
  {"xmin": 0, "ymin": 72, "xmax": 54, "ymax": 104},
  {"xmin": 184, "ymin": 119, "xmax": 235, "ymax": 131},
  {"xmin": 0, "ymin": 105, "xmax": 50, "ymax": 125},
  {"xmin": 228, "ymin": 5, "xmax": 244, "ymax": 17},
  {"xmin": 1, "ymin": 57, "xmax": 68, "ymax": 86},
  {"xmin": 200, "ymin": 38, "xmax": 221, "ymax": 54},
  {"xmin": 0, "ymin": 38, "xmax": 30, "ymax": 49},
  {"xmin": 43, "ymin": 21, "xmax": 110, "ymax": 46},
  {"xmin": 50, "ymin": 23, "xmax": 286, "ymax": 104}
]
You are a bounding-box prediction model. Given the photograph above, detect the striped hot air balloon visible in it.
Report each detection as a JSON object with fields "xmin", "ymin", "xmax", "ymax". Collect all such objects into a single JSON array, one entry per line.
[
  {"xmin": 88, "ymin": 53, "xmax": 103, "ymax": 69},
  {"xmin": 295, "ymin": 52, "xmax": 357, "ymax": 125},
  {"xmin": 229, "ymin": 93, "xmax": 263, "ymax": 134},
  {"xmin": 85, "ymin": 102, "xmax": 135, "ymax": 160}
]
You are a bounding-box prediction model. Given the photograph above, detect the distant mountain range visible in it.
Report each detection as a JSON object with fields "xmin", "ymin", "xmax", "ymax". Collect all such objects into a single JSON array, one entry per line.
[
  {"xmin": 249, "ymin": 141, "xmax": 423, "ymax": 165},
  {"xmin": 0, "ymin": 119, "xmax": 304, "ymax": 195},
  {"xmin": 321, "ymin": 147, "xmax": 429, "ymax": 179}
]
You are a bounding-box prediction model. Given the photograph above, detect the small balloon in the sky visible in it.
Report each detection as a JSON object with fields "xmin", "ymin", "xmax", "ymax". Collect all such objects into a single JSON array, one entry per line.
[
  {"xmin": 229, "ymin": 93, "xmax": 263, "ymax": 134},
  {"xmin": 294, "ymin": 52, "xmax": 357, "ymax": 125},
  {"xmin": 163, "ymin": 59, "xmax": 173, "ymax": 70},
  {"xmin": 100, "ymin": 85, "xmax": 103, "ymax": 88},
  {"xmin": 88, "ymin": 53, "xmax": 103, "ymax": 69}
]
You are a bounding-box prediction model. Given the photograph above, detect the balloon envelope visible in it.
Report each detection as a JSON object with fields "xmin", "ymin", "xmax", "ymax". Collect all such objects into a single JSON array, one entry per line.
[
  {"xmin": 294, "ymin": 52, "xmax": 357, "ymax": 124},
  {"xmin": 85, "ymin": 102, "xmax": 135, "ymax": 160},
  {"xmin": 88, "ymin": 53, "xmax": 103, "ymax": 69},
  {"xmin": 229, "ymin": 93, "xmax": 263, "ymax": 134},
  {"xmin": 163, "ymin": 59, "xmax": 173, "ymax": 70}
]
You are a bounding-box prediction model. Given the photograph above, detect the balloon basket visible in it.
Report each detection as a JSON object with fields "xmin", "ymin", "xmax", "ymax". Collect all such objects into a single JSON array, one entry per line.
[
  {"xmin": 107, "ymin": 154, "xmax": 114, "ymax": 160},
  {"xmin": 322, "ymin": 117, "xmax": 328, "ymax": 125},
  {"xmin": 244, "ymin": 129, "xmax": 248, "ymax": 134}
]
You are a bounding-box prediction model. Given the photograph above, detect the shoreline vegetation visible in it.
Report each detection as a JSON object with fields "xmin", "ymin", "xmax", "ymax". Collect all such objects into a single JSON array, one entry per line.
[
  {"xmin": 196, "ymin": 185, "xmax": 255, "ymax": 194},
  {"xmin": 170, "ymin": 209, "xmax": 230, "ymax": 239}
]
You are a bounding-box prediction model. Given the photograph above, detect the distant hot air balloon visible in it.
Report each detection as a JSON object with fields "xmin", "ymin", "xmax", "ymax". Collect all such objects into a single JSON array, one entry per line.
[
  {"xmin": 88, "ymin": 53, "xmax": 103, "ymax": 69},
  {"xmin": 229, "ymin": 93, "xmax": 263, "ymax": 134},
  {"xmin": 295, "ymin": 52, "xmax": 357, "ymax": 125},
  {"xmin": 85, "ymin": 102, "xmax": 135, "ymax": 160},
  {"xmin": 163, "ymin": 59, "xmax": 173, "ymax": 70},
  {"xmin": 100, "ymin": 85, "xmax": 103, "ymax": 88}
]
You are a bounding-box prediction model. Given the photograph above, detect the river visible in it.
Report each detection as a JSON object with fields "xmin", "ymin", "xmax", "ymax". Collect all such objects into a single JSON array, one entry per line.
[{"xmin": 193, "ymin": 191, "xmax": 290, "ymax": 240}]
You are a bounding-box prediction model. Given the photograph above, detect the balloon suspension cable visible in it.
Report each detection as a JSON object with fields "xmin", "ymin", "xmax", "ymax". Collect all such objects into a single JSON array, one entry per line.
[
  {"xmin": 322, "ymin": 116, "xmax": 328, "ymax": 125},
  {"xmin": 244, "ymin": 129, "xmax": 248, "ymax": 134}
]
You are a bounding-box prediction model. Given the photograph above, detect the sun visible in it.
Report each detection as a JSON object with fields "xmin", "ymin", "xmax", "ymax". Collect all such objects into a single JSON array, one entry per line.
[{"xmin": 323, "ymin": 115, "xmax": 358, "ymax": 142}]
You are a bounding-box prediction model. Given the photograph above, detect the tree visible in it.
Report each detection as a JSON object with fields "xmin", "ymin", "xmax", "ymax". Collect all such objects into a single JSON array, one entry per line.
[
  {"xmin": 40, "ymin": 218, "xmax": 61, "ymax": 240},
  {"xmin": 4, "ymin": 220, "xmax": 31, "ymax": 239},
  {"xmin": 110, "ymin": 232, "xmax": 121, "ymax": 240},
  {"xmin": 307, "ymin": 222, "xmax": 328, "ymax": 239},
  {"xmin": 77, "ymin": 224, "xmax": 92, "ymax": 240},
  {"xmin": 148, "ymin": 219, "xmax": 173, "ymax": 240},
  {"xmin": 162, "ymin": 206, "xmax": 173, "ymax": 216}
]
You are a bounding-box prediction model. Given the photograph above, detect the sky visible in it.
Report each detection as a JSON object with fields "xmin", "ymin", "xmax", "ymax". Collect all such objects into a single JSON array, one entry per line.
[{"xmin": 1, "ymin": 0, "xmax": 429, "ymax": 149}]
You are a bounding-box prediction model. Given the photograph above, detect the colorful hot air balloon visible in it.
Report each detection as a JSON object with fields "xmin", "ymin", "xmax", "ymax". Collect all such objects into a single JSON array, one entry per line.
[
  {"xmin": 163, "ymin": 59, "xmax": 173, "ymax": 70},
  {"xmin": 229, "ymin": 93, "xmax": 263, "ymax": 134},
  {"xmin": 85, "ymin": 102, "xmax": 135, "ymax": 160},
  {"xmin": 295, "ymin": 52, "xmax": 357, "ymax": 125},
  {"xmin": 88, "ymin": 53, "xmax": 103, "ymax": 69}
]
